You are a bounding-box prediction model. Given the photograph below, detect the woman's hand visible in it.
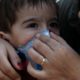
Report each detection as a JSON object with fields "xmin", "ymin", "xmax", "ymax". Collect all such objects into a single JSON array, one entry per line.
[
  {"xmin": 27, "ymin": 32, "xmax": 80, "ymax": 80},
  {"xmin": 0, "ymin": 39, "xmax": 21, "ymax": 80}
]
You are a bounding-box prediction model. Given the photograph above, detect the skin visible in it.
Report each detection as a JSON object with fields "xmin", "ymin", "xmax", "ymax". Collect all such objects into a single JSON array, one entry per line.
[{"xmin": 0, "ymin": 3, "xmax": 58, "ymax": 80}]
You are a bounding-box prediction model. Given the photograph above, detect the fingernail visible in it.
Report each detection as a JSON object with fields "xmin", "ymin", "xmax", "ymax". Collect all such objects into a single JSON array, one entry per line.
[{"xmin": 16, "ymin": 62, "xmax": 22, "ymax": 70}]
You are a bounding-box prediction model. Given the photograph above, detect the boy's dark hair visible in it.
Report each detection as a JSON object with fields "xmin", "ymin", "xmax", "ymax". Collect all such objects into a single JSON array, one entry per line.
[{"xmin": 0, "ymin": 0, "xmax": 58, "ymax": 33}]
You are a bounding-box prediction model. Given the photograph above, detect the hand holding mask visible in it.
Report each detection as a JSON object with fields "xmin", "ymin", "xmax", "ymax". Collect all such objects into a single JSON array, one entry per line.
[{"xmin": 17, "ymin": 29, "xmax": 50, "ymax": 70}]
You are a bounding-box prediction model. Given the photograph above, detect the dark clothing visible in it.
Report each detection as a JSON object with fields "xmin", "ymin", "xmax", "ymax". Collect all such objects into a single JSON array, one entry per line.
[{"xmin": 18, "ymin": 70, "xmax": 36, "ymax": 80}]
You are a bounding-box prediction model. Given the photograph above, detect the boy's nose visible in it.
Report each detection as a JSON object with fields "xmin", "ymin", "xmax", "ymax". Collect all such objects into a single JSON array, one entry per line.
[
  {"xmin": 40, "ymin": 25, "xmax": 49, "ymax": 32},
  {"xmin": 39, "ymin": 29, "xmax": 50, "ymax": 37}
]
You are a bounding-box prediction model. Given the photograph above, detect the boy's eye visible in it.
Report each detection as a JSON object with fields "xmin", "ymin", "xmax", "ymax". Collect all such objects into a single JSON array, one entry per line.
[
  {"xmin": 27, "ymin": 23, "xmax": 38, "ymax": 29},
  {"xmin": 49, "ymin": 22, "xmax": 58, "ymax": 28},
  {"xmin": 48, "ymin": 22, "xmax": 59, "ymax": 32}
]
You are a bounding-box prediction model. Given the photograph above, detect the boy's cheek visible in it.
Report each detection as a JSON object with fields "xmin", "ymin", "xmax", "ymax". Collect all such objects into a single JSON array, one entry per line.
[
  {"xmin": 14, "ymin": 36, "xmax": 34, "ymax": 47},
  {"xmin": 18, "ymin": 33, "xmax": 36, "ymax": 46},
  {"xmin": 50, "ymin": 28, "xmax": 60, "ymax": 35}
]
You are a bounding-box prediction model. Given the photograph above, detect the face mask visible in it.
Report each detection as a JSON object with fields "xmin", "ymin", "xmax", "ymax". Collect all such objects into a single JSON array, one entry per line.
[{"xmin": 17, "ymin": 29, "xmax": 50, "ymax": 70}]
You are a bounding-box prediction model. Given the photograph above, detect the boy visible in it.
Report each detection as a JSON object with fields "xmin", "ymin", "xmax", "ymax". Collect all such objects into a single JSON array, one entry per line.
[{"xmin": 0, "ymin": 0, "xmax": 59, "ymax": 80}]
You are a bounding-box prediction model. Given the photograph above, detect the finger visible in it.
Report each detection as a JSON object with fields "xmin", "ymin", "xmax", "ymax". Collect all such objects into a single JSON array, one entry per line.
[
  {"xmin": 36, "ymin": 34, "xmax": 51, "ymax": 45},
  {"xmin": 27, "ymin": 62, "xmax": 47, "ymax": 79},
  {"xmin": 28, "ymin": 48, "xmax": 48, "ymax": 68},
  {"xmin": 50, "ymin": 32, "xmax": 67, "ymax": 45},
  {"xmin": 0, "ymin": 55, "xmax": 21, "ymax": 80},
  {"xmin": 6, "ymin": 43, "xmax": 22, "ymax": 70},
  {"xmin": 0, "ymin": 71, "xmax": 11, "ymax": 80},
  {"xmin": 36, "ymin": 34, "xmax": 61, "ymax": 50},
  {"xmin": 33, "ymin": 39, "xmax": 53, "ymax": 60}
]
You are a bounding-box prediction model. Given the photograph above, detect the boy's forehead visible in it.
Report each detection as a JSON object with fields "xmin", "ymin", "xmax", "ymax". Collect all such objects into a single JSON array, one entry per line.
[{"xmin": 16, "ymin": 4, "xmax": 57, "ymax": 21}]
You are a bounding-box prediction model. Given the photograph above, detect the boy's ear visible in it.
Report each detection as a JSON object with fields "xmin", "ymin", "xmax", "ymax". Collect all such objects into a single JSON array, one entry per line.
[{"xmin": 0, "ymin": 32, "xmax": 11, "ymax": 41}]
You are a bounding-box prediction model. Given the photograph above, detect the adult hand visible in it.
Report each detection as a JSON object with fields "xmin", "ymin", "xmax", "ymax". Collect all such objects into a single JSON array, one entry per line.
[
  {"xmin": 0, "ymin": 39, "xmax": 21, "ymax": 80},
  {"xmin": 27, "ymin": 32, "xmax": 80, "ymax": 80}
]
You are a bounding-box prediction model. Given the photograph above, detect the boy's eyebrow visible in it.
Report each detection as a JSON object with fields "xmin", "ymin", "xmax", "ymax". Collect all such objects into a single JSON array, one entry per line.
[
  {"xmin": 22, "ymin": 16, "xmax": 58, "ymax": 24},
  {"xmin": 22, "ymin": 17, "xmax": 41, "ymax": 24}
]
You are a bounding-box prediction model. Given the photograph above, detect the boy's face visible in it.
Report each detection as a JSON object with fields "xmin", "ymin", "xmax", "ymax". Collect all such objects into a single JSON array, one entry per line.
[{"xmin": 8, "ymin": 4, "xmax": 59, "ymax": 47}]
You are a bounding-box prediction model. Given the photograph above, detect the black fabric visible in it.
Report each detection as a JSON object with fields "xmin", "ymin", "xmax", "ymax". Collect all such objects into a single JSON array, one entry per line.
[{"xmin": 17, "ymin": 70, "xmax": 36, "ymax": 80}]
